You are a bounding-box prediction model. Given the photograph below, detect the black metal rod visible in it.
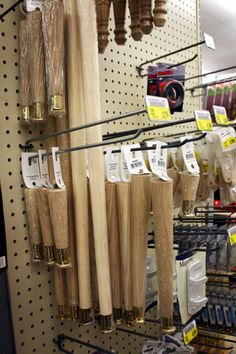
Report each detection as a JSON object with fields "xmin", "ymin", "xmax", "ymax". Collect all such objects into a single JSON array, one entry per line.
[
  {"xmin": 136, "ymin": 40, "xmax": 204, "ymax": 76},
  {"xmin": 116, "ymin": 327, "xmax": 159, "ymax": 340},
  {"xmin": 185, "ymin": 65, "xmax": 236, "ymax": 81},
  {"xmin": 26, "ymin": 108, "xmax": 147, "ymax": 145},
  {"xmin": 187, "ymin": 76, "xmax": 236, "ymax": 92},
  {"xmin": 0, "ymin": 0, "xmax": 23, "ymax": 20}
]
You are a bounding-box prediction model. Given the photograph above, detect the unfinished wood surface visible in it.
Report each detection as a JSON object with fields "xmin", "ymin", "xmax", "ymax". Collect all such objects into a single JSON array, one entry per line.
[
  {"xmin": 128, "ymin": 0, "xmax": 143, "ymax": 41},
  {"xmin": 152, "ymin": 178, "xmax": 175, "ymax": 333},
  {"xmin": 113, "ymin": 0, "xmax": 127, "ymax": 45},
  {"xmin": 54, "ymin": 267, "xmax": 67, "ymax": 320},
  {"xmin": 76, "ymin": 0, "xmax": 112, "ymax": 328},
  {"xmin": 36, "ymin": 188, "xmax": 54, "ymax": 247},
  {"xmin": 140, "ymin": 0, "xmax": 153, "ymax": 34},
  {"xmin": 130, "ymin": 174, "xmax": 151, "ymax": 322},
  {"xmin": 116, "ymin": 182, "xmax": 133, "ymax": 324},
  {"xmin": 27, "ymin": 10, "xmax": 46, "ymax": 123},
  {"xmin": 153, "ymin": 0, "xmax": 167, "ymax": 27},
  {"xmin": 167, "ymin": 168, "xmax": 180, "ymax": 195},
  {"xmin": 105, "ymin": 182, "xmax": 122, "ymax": 322},
  {"xmin": 95, "ymin": 0, "xmax": 112, "ymax": 53},
  {"xmin": 179, "ymin": 172, "xmax": 200, "ymax": 216}
]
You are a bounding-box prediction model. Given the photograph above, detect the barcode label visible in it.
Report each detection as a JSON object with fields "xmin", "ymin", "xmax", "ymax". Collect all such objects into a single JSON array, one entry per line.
[
  {"xmin": 0, "ymin": 256, "xmax": 6, "ymax": 269},
  {"xmin": 157, "ymin": 160, "xmax": 165, "ymax": 167},
  {"xmin": 183, "ymin": 320, "xmax": 198, "ymax": 345},
  {"xmin": 130, "ymin": 161, "xmax": 142, "ymax": 169},
  {"xmin": 186, "ymin": 152, "xmax": 194, "ymax": 160}
]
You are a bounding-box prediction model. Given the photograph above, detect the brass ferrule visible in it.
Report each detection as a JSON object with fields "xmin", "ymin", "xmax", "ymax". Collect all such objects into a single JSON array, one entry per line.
[
  {"xmin": 133, "ymin": 307, "xmax": 145, "ymax": 324},
  {"xmin": 113, "ymin": 308, "xmax": 123, "ymax": 325},
  {"xmin": 55, "ymin": 248, "xmax": 71, "ymax": 268},
  {"xmin": 57, "ymin": 305, "xmax": 66, "ymax": 321},
  {"xmin": 20, "ymin": 105, "xmax": 31, "ymax": 125},
  {"xmin": 50, "ymin": 95, "xmax": 65, "ymax": 115},
  {"xmin": 79, "ymin": 308, "xmax": 92, "ymax": 325},
  {"xmin": 31, "ymin": 102, "xmax": 46, "ymax": 122},
  {"xmin": 180, "ymin": 200, "xmax": 195, "ymax": 217},
  {"xmin": 160, "ymin": 316, "xmax": 176, "ymax": 334},
  {"xmin": 67, "ymin": 304, "xmax": 79, "ymax": 321},
  {"xmin": 31, "ymin": 243, "xmax": 44, "ymax": 263},
  {"xmin": 123, "ymin": 310, "xmax": 135, "ymax": 326},
  {"xmin": 43, "ymin": 245, "xmax": 55, "ymax": 264},
  {"xmin": 100, "ymin": 314, "xmax": 115, "ymax": 333}
]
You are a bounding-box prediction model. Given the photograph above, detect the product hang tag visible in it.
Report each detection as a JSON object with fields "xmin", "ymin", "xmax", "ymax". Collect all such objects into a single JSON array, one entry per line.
[
  {"xmin": 194, "ymin": 110, "xmax": 213, "ymax": 131},
  {"xmin": 228, "ymin": 225, "xmax": 236, "ymax": 246},
  {"xmin": 26, "ymin": 0, "xmax": 44, "ymax": 11},
  {"xmin": 38, "ymin": 150, "xmax": 53, "ymax": 188},
  {"xmin": 216, "ymin": 127, "xmax": 236, "ymax": 151},
  {"xmin": 183, "ymin": 320, "xmax": 198, "ymax": 345},
  {"xmin": 204, "ymin": 33, "xmax": 216, "ymax": 50},
  {"xmin": 22, "ymin": 152, "xmax": 43, "ymax": 189},
  {"xmin": 122, "ymin": 144, "xmax": 150, "ymax": 175},
  {"xmin": 170, "ymin": 148, "xmax": 181, "ymax": 171},
  {"xmin": 147, "ymin": 140, "xmax": 171, "ymax": 181},
  {"xmin": 104, "ymin": 146, "xmax": 121, "ymax": 183},
  {"xmin": 181, "ymin": 137, "xmax": 200, "ymax": 174},
  {"xmin": 213, "ymin": 105, "xmax": 229, "ymax": 125},
  {"xmin": 145, "ymin": 95, "xmax": 171, "ymax": 121},
  {"xmin": 120, "ymin": 149, "xmax": 131, "ymax": 183},
  {"xmin": 52, "ymin": 147, "xmax": 65, "ymax": 189}
]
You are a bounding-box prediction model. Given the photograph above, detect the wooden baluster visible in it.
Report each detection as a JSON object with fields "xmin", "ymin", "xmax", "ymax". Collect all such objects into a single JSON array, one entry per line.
[
  {"xmin": 95, "ymin": 0, "xmax": 112, "ymax": 53},
  {"xmin": 153, "ymin": 0, "xmax": 168, "ymax": 27},
  {"xmin": 140, "ymin": 0, "xmax": 153, "ymax": 34},
  {"xmin": 128, "ymin": 0, "xmax": 143, "ymax": 41},
  {"xmin": 113, "ymin": 0, "xmax": 127, "ymax": 45}
]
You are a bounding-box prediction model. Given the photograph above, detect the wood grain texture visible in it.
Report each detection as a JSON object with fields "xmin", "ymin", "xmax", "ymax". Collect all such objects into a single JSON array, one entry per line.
[
  {"xmin": 116, "ymin": 182, "xmax": 132, "ymax": 312},
  {"xmin": 130, "ymin": 174, "xmax": 151, "ymax": 317},
  {"xmin": 128, "ymin": 0, "xmax": 143, "ymax": 41},
  {"xmin": 65, "ymin": 0, "xmax": 92, "ymax": 312},
  {"xmin": 112, "ymin": 0, "xmax": 127, "ymax": 45},
  {"xmin": 153, "ymin": 0, "xmax": 167, "ymax": 27},
  {"xmin": 54, "ymin": 267, "xmax": 66, "ymax": 306},
  {"xmin": 95, "ymin": 0, "xmax": 111, "ymax": 53},
  {"xmin": 19, "ymin": 20, "xmax": 30, "ymax": 124},
  {"xmin": 152, "ymin": 178, "xmax": 174, "ymax": 333},
  {"xmin": 140, "ymin": 0, "xmax": 153, "ymax": 34},
  {"xmin": 36, "ymin": 188, "xmax": 54, "ymax": 247},
  {"xmin": 24, "ymin": 188, "xmax": 42, "ymax": 246},
  {"xmin": 167, "ymin": 168, "xmax": 180, "ymax": 194},
  {"xmin": 179, "ymin": 172, "xmax": 200, "ymax": 201},
  {"xmin": 105, "ymin": 182, "xmax": 122, "ymax": 310},
  {"xmin": 76, "ymin": 0, "xmax": 112, "ymax": 317}
]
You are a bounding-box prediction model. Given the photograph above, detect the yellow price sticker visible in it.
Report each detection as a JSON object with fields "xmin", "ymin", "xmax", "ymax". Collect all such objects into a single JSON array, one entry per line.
[
  {"xmin": 196, "ymin": 117, "xmax": 213, "ymax": 131},
  {"xmin": 229, "ymin": 233, "xmax": 236, "ymax": 246},
  {"xmin": 215, "ymin": 113, "xmax": 229, "ymax": 125},
  {"xmin": 223, "ymin": 136, "xmax": 236, "ymax": 149},
  {"xmin": 147, "ymin": 106, "xmax": 171, "ymax": 121},
  {"xmin": 183, "ymin": 320, "xmax": 198, "ymax": 345}
]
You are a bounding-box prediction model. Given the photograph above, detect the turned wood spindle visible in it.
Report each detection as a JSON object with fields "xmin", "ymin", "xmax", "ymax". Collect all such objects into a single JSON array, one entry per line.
[
  {"xmin": 112, "ymin": 0, "xmax": 127, "ymax": 45},
  {"xmin": 179, "ymin": 172, "xmax": 200, "ymax": 217},
  {"xmin": 131, "ymin": 174, "xmax": 151, "ymax": 323},
  {"xmin": 152, "ymin": 178, "xmax": 175, "ymax": 334},
  {"xmin": 128, "ymin": 0, "xmax": 143, "ymax": 41},
  {"xmin": 140, "ymin": 0, "xmax": 153, "ymax": 35},
  {"xmin": 153, "ymin": 0, "xmax": 168, "ymax": 27},
  {"xmin": 19, "ymin": 20, "xmax": 31, "ymax": 125},
  {"xmin": 95, "ymin": 0, "xmax": 112, "ymax": 54}
]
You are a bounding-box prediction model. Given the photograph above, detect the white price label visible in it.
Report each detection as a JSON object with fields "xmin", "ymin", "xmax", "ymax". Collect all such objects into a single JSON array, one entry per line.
[
  {"xmin": 194, "ymin": 110, "xmax": 213, "ymax": 131},
  {"xmin": 213, "ymin": 105, "xmax": 229, "ymax": 125},
  {"xmin": 147, "ymin": 140, "xmax": 170, "ymax": 181},
  {"xmin": 104, "ymin": 146, "xmax": 121, "ymax": 183},
  {"xmin": 52, "ymin": 147, "xmax": 65, "ymax": 189},
  {"xmin": 0, "ymin": 256, "xmax": 6, "ymax": 269},
  {"xmin": 228, "ymin": 225, "xmax": 236, "ymax": 246},
  {"xmin": 120, "ymin": 150, "xmax": 131, "ymax": 183},
  {"xmin": 38, "ymin": 150, "xmax": 53, "ymax": 188},
  {"xmin": 26, "ymin": 0, "xmax": 44, "ymax": 11},
  {"xmin": 145, "ymin": 96, "xmax": 171, "ymax": 121},
  {"xmin": 22, "ymin": 152, "xmax": 43, "ymax": 189},
  {"xmin": 122, "ymin": 144, "xmax": 149, "ymax": 175},
  {"xmin": 204, "ymin": 33, "xmax": 215, "ymax": 50},
  {"xmin": 217, "ymin": 127, "xmax": 236, "ymax": 151},
  {"xmin": 181, "ymin": 137, "xmax": 199, "ymax": 174}
]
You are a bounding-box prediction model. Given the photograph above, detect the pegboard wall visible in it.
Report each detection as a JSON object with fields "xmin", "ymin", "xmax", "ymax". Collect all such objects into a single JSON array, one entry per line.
[{"xmin": 0, "ymin": 1, "xmax": 203, "ymax": 353}]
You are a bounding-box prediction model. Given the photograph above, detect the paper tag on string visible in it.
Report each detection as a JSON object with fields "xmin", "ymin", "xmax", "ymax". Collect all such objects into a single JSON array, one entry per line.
[
  {"xmin": 120, "ymin": 149, "xmax": 131, "ymax": 182},
  {"xmin": 122, "ymin": 144, "xmax": 150, "ymax": 175},
  {"xmin": 147, "ymin": 140, "xmax": 170, "ymax": 181},
  {"xmin": 183, "ymin": 320, "xmax": 198, "ymax": 345},
  {"xmin": 104, "ymin": 147, "xmax": 121, "ymax": 183},
  {"xmin": 145, "ymin": 96, "xmax": 171, "ymax": 121},
  {"xmin": 213, "ymin": 105, "xmax": 229, "ymax": 125},
  {"xmin": 22, "ymin": 152, "xmax": 43, "ymax": 189},
  {"xmin": 194, "ymin": 110, "xmax": 213, "ymax": 131},
  {"xmin": 228, "ymin": 226, "xmax": 236, "ymax": 246},
  {"xmin": 38, "ymin": 150, "xmax": 53, "ymax": 188},
  {"xmin": 52, "ymin": 147, "xmax": 65, "ymax": 189},
  {"xmin": 216, "ymin": 127, "xmax": 236, "ymax": 151},
  {"xmin": 181, "ymin": 137, "xmax": 199, "ymax": 174}
]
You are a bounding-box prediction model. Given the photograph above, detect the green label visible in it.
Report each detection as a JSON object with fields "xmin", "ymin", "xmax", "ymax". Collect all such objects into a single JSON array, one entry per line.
[
  {"xmin": 216, "ymin": 86, "xmax": 223, "ymax": 95},
  {"xmin": 207, "ymin": 88, "xmax": 215, "ymax": 97}
]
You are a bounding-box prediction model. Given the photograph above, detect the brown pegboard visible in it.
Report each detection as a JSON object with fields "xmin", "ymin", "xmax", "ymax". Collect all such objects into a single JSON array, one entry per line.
[{"xmin": 0, "ymin": 1, "xmax": 203, "ymax": 353}]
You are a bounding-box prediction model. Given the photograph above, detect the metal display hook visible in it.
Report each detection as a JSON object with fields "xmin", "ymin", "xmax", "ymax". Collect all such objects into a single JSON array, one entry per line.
[
  {"xmin": 185, "ymin": 65, "xmax": 236, "ymax": 82},
  {"xmin": 0, "ymin": 0, "xmax": 24, "ymax": 20},
  {"xmin": 186, "ymin": 76, "xmax": 236, "ymax": 94}
]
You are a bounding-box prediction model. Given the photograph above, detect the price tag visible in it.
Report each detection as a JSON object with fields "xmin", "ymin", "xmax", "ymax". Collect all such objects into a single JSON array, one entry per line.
[
  {"xmin": 183, "ymin": 320, "xmax": 198, "ymax": 345},
  {"xmin": 122, "ymin": 144, "xmax": 150, "ymax": 175},
  {"xmin": 147, "ymin": 140, "xmax": 170, "ymax": 181},
  {"xmin": 38, "ymin": 150, "xmax": 53, "ymax": 188},
  {"xmin": 228, "ymin": 226, "xmax": 236, "ymax": 246},
  {"xmin": 120, "ymin": 150, "xmax": 131, "ymax": 182},
  {"xmin": 145, "ymin": 96, "xmax": 171, "ymax": 121},
  {"xmin": 181, "ymin": 137, "xmax": 200, "ymax": 174},
  {"xmin": 104, "ymin": 146, "xmax": 121, "ymax": 183},
  {"xmin": 217, "ymin": 127, "xmax": 236, "ymax": 151},
  {"xmin": 204, "ymin": 33, "xmax": 216, "ymax": 50},
  {"xmin": 21, "ymin": 152, "xmax": 43, "ymax": 189},
  {"xmin": 213, "ymin": 105, "xmax": 229, "ymax": 125},
  {"xmin": 52, "ymin": 147, "xmax": 65, "ymax": 189},
  {"xmin": 0, "ymin": 256, "xmax": 6, "ymax": 269},
  {"xmin": 194, "ymin": 110, "xmax": 213, "ymax": 131}
]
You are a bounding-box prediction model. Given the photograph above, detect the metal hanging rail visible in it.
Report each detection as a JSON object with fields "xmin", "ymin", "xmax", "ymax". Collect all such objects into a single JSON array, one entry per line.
[
  {"xmin": 187, "ymin": 76, "xmax": 236, "ymax": 93},
  {"xmin": 0, "ymin": 0, "xmax": 24, "ymax": 20},
  {"xmin": 185, "ymin": 65, "xmax": 236, "ymax": 81}
]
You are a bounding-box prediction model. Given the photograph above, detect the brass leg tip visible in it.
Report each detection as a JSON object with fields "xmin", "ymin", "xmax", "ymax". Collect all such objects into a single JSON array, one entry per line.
[
  {"xmin": 123, "ymin": 310, "xmax": 136, "ymax": 326},
  {"xmin": 57, "ymin": 305, "xmax": 66, "ymax": 321},
  {"xmin": 31, "ymin": 244, "xmax": 44, "ymax": 263},
  {"xmin": 113, "ymin": 308, "xmax": 123, "ymax": 325},
  {"xmin": 55, "ymin": 248, "xmax": 71, "ymax": 268},
  {"xmin": 100, "ymin": 315, "xmax": 115, "ymax": 333},
  {"xmin": 79, "ymin": 308, "xmax": 93, "ymax": 325},
  {"xmin": 67, "ymin": 304, "xmax": 79, "ymax": 321},
  {"xmin": 133, "ymin": 307, "xmax": 145, "ymax": 324}
]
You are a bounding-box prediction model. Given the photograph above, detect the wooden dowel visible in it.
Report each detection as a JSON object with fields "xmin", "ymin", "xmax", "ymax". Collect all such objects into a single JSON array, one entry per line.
[
  {"xmin": 24, "ymin": 188, "xmax": 44, "ymax": 262},
  {"xmin": 36, "ymin": 188, "xmax": 55, "ymax": 264},
  {"xmin": 140, "ymin": 0, "xmax": 153, "ymax": 34},
  {"xmin": 116, "ymin": 182, "xmax": 134, "ymax": 325},
  {"xmin": 27, "ymin": 10, "xmax": 46, "ymax": 123},
  {"xmin": 112, "ymin": 0, "xmax": 127, "ymax": 45},
  {"xmin": 19, "ymin": 20, "xmax": 30, "ymax": 125},
  {"xmin": 153, "ymin": 0, "xmax": 168, "ymax": 27},
  {"xmin": 42, "ymin": 0, "xmax": 66, "ymax": 116},
  {"xmin": 47, "ymin": 188, "xmax": 70, "ymax": 268},
  {"xmin": 152, "ymin": 178, "xmax": 175, "ymax": 334},
  {"xmin": 167, "ymin": 168, "xmax": 180, "ymax": 195},
  {"xmin": 128, "ymin": 0, "xmax": 143, "ymax": 41},
  {"xmin": 65, "ymin": 0, "xmax": 92, "ymax": 323},
  {"xmin": 95, "ymin": 0, "xmax": 111, "ymax": 54},
  {"xmin": 179, "ymin": 172, "xmax": 200, "ymax": 216},
  {"xmin": 76, "ymin": 0, "xmax": 113, "ymax": 332},
  {"xmin": 54, "ymin": 267, "xmax": 67, "ymax": 320},
  {"xmin": 105, "ymin": 182, "xmax": 122, "ymax": 324},
  {"xmin": 130, "ymin": 174, "xmax": 151, "ymax": 323}
]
